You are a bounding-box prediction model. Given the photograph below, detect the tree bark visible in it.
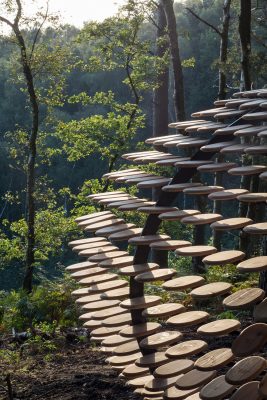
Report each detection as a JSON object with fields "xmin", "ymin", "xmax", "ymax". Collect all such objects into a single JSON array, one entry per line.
[
  {"xmin": 218, "ymin": 0, "xmax": 231, "ymax": 99},
  {"xmin": 239, "ymin": 0, "xmax": 252, "ymax": 90},
  {"xmin": 0, "ymin": 5, "xmax": 40, "ymax": 293},
  {"xmin": 153, "ymin": 0, "xmax": 169, "ymax": 140},
  {"xmin": 162, "ymin": 0, "xmax": 185, "ymax": 121}
]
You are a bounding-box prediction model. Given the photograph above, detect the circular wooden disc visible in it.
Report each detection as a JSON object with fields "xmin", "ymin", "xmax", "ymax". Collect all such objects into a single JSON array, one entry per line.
[
  {"xmin": 137, "ymin": 178, "xmax": 171, "ymax": 188},
  {"xmin": 167, "ymin": 311, "xmax": 209, "ymax": 327},
  {"xmin": 99, "ymin": 256, "xmax": 134, "ymax": 268},
  {"xmin": 101, "ymin": 334, "xmax": 133, "ymax": 347},
  {"xmin": 230, "ymin": 381, "xmax": 262, "ymax": 400},
  {"xmin": 190, "ymin": 282, "xmax": 232, "ymax": 299},
  {"xmin": 181, "ymin": 213, "xmax": 223, "ymax": 225},
  {"xmin": 159, "ymin": 210, "xmax": 200, "ymax": 221},
  {"xmin": 223, "ymin": 288, "xmax": 265, "ymax": 309},
  {"xmin": 165, "ymin": 340, "xmax": 208, "ymax": 358},
  {"xmin": 203, "ymin": 250, "xmax": 245, "ymax": 265},
  {"xmin": 200, "ymin": 375, "xmax": 235, "ymax": 400},
  {"xmin": 225, "ymin": 356, "xmax": 266, "ymax": 385},
  {"xmin": 102, "ymin": 313, "xmax": 132, "ymax": 327},
  {"xmin": 135, "ymin": 352, "xmax": 169, "ymax": 368},
  {"xmin": 194, "ymin": 348, "xmax": 234, "ymax": 371},
  {"xmin": 95, "ymin": 223, "xmax": 135, "ymax": 236},
  {"xmin": 175, "ymin": 246, "xmax": 217, "ymax": 257},
  {"xmin": 183, "ymin": 186, "xmax": 224, "ymax": 195},
  {"xmin": 78, "ymin": 214, "xmax": 115, "ymax": 228},
  {"xmin": 78, "ymin": 245, "xmax": 119, "ymax": 257},
  {"xmin": 113, "ymin": 340, "xmax": 139, "ymax": 356},
  {"xmin": 164, "ymin": 386, "xmax": 201, "ymax": 400},
  {"xmin": 99, "ymin": 196, "xmax": 133, "ymax": 205},
  {"xmin": 120, "ymin": 322, "xmax": 161, "ymax": 338},
  {"xmin": 135, "ymin": 269, "xmax": 176, "ymax": 283},
  {"xmin": 88, "ymin": 250, "xmax": 128, "ymax": 262},
  {"xmin": 119, "ymin": 263, "xmax": 159, "ymax": 276},
  {"xmin": 228, "ymin": 165, "xmax": 267, "ymax": 176},
  {"xmin": 118, "ymin": 202, "xmax": 155, "ymax": 211},
  {"xmin": 140, "ymin": 331, "xmax": 183, "ymax": 349},
  {"xmin": 129, "ymin": 235, "xmax": 170, "ymax": 245},
  {"xmin": 197, "ymin": 319, "xmax": 241, "ymax": 337},
  {"xmin": 108, "ymin": 352, "xmax": 142, "ymax": 367},
  {"xmin": 79, "ymin": 312, "xmax": 95, "ymax": 321},
  {"xmin": 201, "ymin": 141, "xmax": 236, "ymax": 152},
  {"xmin": 242, "ymin": 111, "xmax": 267, "ymax": 120},
  {"xmin": 142, "ymin": 303, "xmax": 186, "ymax": 319},
  {"xmin": 68, "ymin": 236, "xmax": 107, "ymax": 247},
  {"xmin": 82, "ymin": 299, "xmax": 120, "ymax": 311},
  {"xmin": 83, "ymin": 319, "xmax": 103, "ymax": 330},
  {"xmin": 175, "ymin": 161, "xmax": 213, "ymax": 168},
  {"xmin": 245, "ymin": 146, "xmax": 267, "ymax": 155},
  {"xmin": 163, "ymin": 276, "xmax": 205, "ymax": 291},
  {"xmin": 75, "ymin": 293, "xmax": 103, "ymax": 303},
  {"xmin": 208, "ymin": 189, "xmax": 249, "ymax": 201},
  {"xmin": 84, "ymin": 218, "xmax": 125, "ymax": 232},
  {"xmin": 91, "ymin": 324, "xmax": 129, "ymax": 337},
  {"xmin": 127, "ymin": 374, "xmax": 154, "ymax": 388},
  {"xmin": 122, "ymin": 363, "xmax": 149, "ymax": 378},
  {"xmin": 145, "ymin": 375, "xmax": 182, "ymax": 392},
  {"xmin": 232, "ymin": 323, "xmax": 267, "ymax": 357},
  {"xmin": 237, "ymin": 256, "xmax": 267, "ymax": 272},
  {"xmin": 75, "ymin": 272, "xmax": 117, "ymax": 285},
  {"xmin": 235, "ymin": 126, "xmax": 267, "ymax": 137},
  {"xmin": 109, "ymin": 227, "xmax": 143, "ymax": 241},
  {"xmin": 244, "ymin": 223, "xmax": 267, "ymax": 235},
  {"xmin": 210, "ymin": 218, "xmax": 252, "ymax": 231},
  {"xmin": 175, "ymin": 369, "xmax": 217, "ymax": 390},
  {"xmin": 79, "ymin": 279, "xmax": 127, "ymax": 293},
  {"xmin": 74, "ymin": 212, "xmax": 111, "ymax": 223},
  {"xmin": 121, "ymin": 296, "xmax": 161, "ymax": 310},
  {"xmin": 66, "ymin": 261, "xmax": 98, "ymax": 272},
  {"xmin": 254, "ymin": 298, "xmax": 267, "ymax": 323},
  {"xmin": 197, "ymin": 162, "xmax": 237, "ymax": 172},
  {"xmin": 150, "ymin": 240, "xmax": 192, "ymax": 250},
  {"xmin": 137, "ymin": 206, "xmax": 178, "ymax": 214},
  {"xmin": 214, "ymin": 124, "xmax": 252, "ymax": 135},
  {"xmin": 72, "ymin": 241, "xmax": 110, "ymax": 252},
  {"xmin": 220, "ymin": 144, "xmax": 248, "ymax": 154},
  {"xmin": 100, "ymin": 287, "xmax": 130, "ymax": 300},
  {"xmin": 154, "ymin": 359, "xmax": 194, "ymax": 379},
  {"xmin": 162, "ymin": 183, "xmax": 203, "ymax": 193},
  {"xmin": 93, "ymin": 306, "xmax": 126, "ymax": 320}
]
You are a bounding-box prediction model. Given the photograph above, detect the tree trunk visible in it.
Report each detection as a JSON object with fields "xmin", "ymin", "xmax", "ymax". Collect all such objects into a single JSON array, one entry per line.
[
  {"xmin": 153, "ymin": 0, "xmax": 169, "ymax": 140},
  {"xmin": 218, "ymin": 0, "xmax": 231, "ymax": 99},
  {"xmin": 13, "ymin": 28, "xmax": 39, "ymax": 293},
  {"xmin": 162, "ymin": 0, "xmax": 186, "ymax": 121},
  {"xmin": 239, "ymin": 0, "xmax": 252, "ymax": 90}
]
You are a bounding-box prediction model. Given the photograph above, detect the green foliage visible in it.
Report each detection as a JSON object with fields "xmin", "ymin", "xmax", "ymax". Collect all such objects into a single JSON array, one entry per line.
[{"xmin": 0, "ymin": 276, "xmax": 79, "ymax": 333}]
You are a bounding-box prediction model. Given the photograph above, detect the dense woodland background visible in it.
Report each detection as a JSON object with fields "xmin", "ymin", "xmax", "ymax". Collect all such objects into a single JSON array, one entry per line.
[{"xmin": 0, "ymin": 0, "xmax": 266, "ymax": 334}]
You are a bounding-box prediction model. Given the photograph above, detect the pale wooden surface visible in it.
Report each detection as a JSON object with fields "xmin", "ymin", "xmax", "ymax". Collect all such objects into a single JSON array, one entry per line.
[
  {"xmin": 194, "ymin": 348, "xmax": 234, "ymax": 371},
  {"xmin": 165, "ymin": 340, "xmax": 208, "ymax": 358},
  {"xmin": 223, "ymin": 288, "xmax": 265, "ymax": 309},
  {"xmin": 225, "ymin": 356, "xmax": 266, "ymax": 385},
  {"xmin": 197, "ymin": 319, "xmax": 241, "ymax": 336}
]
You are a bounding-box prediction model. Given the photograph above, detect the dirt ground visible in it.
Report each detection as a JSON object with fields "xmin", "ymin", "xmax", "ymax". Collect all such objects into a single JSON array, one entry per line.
[{"xmin": 0, "ymin": 341, "xmax": 142, "ymax": 400}]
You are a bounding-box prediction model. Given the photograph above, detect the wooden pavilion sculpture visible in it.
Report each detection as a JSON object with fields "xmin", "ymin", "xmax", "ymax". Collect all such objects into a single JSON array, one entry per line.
[{"xmin": 67, "ymin": 88, "xmax": 267, "ymax": 400}]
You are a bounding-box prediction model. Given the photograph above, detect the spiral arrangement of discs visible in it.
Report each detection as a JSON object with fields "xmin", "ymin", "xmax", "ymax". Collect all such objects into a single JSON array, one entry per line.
[{"xmin": 67, "ymin": 88, "xmax": 267, "ymax": 400}]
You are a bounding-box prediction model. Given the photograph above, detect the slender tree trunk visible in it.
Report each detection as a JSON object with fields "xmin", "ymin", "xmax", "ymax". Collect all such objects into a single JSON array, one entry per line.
[
  {"xmin": 13, "ymin": 28, "xmax": 39, "ymax": 293},
  {"xmin": 151, "ymin": 1, "xmax": 169, "ymax": 268},
  {"xmin": 239, "ymin": 0, "xmax": 252, "ymax": 90},
  {"xmin": 162, "ymin": 0, "xmax": 186, "ymax": 121},
  {"xmin": 153, "ymin": 0, "xmax": 169, "ymax": 140},
  {"xmin": 218, "ymin": 0, "xmax": 231, "ymax": 99}
]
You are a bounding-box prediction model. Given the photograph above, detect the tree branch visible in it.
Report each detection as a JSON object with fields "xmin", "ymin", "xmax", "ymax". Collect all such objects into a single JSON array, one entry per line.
[
  {"xmin": 14, "ymin": 0, "xmax": 22, "ymax": 27},
  {"xmin": 30, "ymin": 0, "xmax": 49, "ymax": 61},
  {"xmin": 185, "ymin": 7, "xmax": 222, "ymax": 37},
  {"xmin": 0, "ymin": 15, "xmax": 14, "ymax": 28}
]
